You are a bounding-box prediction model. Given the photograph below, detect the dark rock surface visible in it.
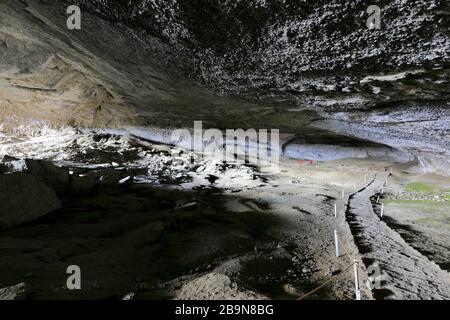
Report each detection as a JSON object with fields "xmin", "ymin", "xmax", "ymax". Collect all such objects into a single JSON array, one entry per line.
[
  {"xmin": 25, "ymin": 160, "xmax": 70, "ymax": 196},
  {"xmin": 0, "ymin": 173, "xmax": 62, "ymax": 229},
  {"xmin": 0, "ymin": 1, "xmax": 449, "ymax": 300},
  {"xmin": 1, "ymin": 0, "xmax": 448, "ymax": 170},
  {"xmin": 0, "ymin": 283, "xmax": 27, "ymax": 300}
]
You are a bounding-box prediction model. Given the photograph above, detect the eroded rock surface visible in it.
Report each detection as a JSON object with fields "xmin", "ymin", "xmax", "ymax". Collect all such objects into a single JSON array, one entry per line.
[
  {"xmin": 0, "ymin": 173, "xmax": 61, "ymax": 229},
  {"xmin": 0, "ymin": 0, "xmax": 448, "ymax": 171},
  {"xmin": 0, "ymin": 0, "xmax": 449, "ymax": 301}
]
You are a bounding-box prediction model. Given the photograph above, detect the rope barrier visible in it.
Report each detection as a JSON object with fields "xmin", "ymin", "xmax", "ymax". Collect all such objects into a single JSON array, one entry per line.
[
  {"xmin": 297, "ymin": 260, "xmax": 358, "ymax": 300},
  {"xmin": 301, "ymin": 184, "xmax": 366, "ymax": 300},
  {"xmin": 338, "ymin": 235, "xmax": 352, "ymax": 258},
  {"xmin": 296, "ymin": 170, "xmax": 387, "ymax": 300}
]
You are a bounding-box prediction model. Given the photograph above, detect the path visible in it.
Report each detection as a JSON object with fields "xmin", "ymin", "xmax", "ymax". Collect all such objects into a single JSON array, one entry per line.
[{"xmin": 346, "ymin": 173, "xmax": 450, "ymax": 299}]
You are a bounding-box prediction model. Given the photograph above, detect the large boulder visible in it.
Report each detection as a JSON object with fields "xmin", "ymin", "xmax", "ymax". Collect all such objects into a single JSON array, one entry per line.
[
  {"xmin": 25, "ymin": 160, "xmax": 70, "ymax": 196},
  {"xmin": 0, "ymin": 173, "xmax": 62, "ymax": 229}
]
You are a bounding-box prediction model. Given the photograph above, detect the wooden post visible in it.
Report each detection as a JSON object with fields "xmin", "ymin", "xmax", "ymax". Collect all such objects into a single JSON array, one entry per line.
[
  {"xmin": 334, "ymin": 230, "xmax": 339, "ymax": 257},
  {"xmin": 342, "ymin": 190, "xmax": 345, "ymax": 199},
  {"xmin": 354, "ymin": 260, "xmax": 361, "ymax": 300},
  {"xmin": 334, "ymin": 203, "xmax": 337, "ymax": 218},
  {"xmin": 381, "ymin": 203, "xmax": 384, "ymax": 218}
]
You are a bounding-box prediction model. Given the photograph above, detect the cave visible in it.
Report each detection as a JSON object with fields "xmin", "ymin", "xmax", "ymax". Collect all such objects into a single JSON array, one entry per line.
[{"xmin": 0, "ymin": 0, "xmax": 449, "ymax": 303}]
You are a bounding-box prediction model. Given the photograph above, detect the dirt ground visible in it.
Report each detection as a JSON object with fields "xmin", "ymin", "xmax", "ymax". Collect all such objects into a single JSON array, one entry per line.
[{"xmin": 0, "ymin": 128, "xmax": 449, "ymax": 300}]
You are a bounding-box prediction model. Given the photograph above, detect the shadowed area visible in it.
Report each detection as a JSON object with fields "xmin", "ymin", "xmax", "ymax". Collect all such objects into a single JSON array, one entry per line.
[{"xmin": 0, "ymin": 0, "xmax": 449, "ymax": 301}]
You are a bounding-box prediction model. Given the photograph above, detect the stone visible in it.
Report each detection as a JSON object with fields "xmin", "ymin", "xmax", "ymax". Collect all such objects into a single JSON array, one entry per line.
[
  {"xmin": 1, "ymin": 155, "xmax": 27, "ymax": 174},
  {"xmin": 25, "ymin": 160, "xmax": 70, "ymax": 196},
  {"xmin": 5, "ymin": 160, "xmax": 28, "ymax": 173},
  {"xmin": 0, "ymin": 283, "xmax": 27, "ymax": 300},
  {"xmin": 0, "ymin": 173, "xmax": 62, "ymax": 229}
]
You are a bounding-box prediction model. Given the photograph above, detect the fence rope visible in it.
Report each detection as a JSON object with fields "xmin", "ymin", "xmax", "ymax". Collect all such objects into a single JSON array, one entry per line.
[
  {"xmin": 297, "ymin": 198, "xmax": 364, "ymax": 300},
  {"xmin": 337, "ymin": 235, "xmax": 352, "ymax": 258},
  {"xmin": 296, "ymin": 172, "xmax": 379, "ymax": 301},
  {"xmin": 297, "ymin": 260, "xmax": 357, "ymax": 300}
]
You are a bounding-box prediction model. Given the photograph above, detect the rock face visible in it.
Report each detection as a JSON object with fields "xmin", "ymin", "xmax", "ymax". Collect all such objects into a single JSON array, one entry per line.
[
  {"xmin": 25, "ymin": 160, "xmax": 70, "ymax": 196},
  {"xmin": 284, "ymin": 143, "xmax": 412, "ymax": 162},
  {"xmin": 0, "ymin": 173, "xmax": 61, "ymax": 229},
  {"xmin": 0, "ymin": 0, "xmax": 196, "ymax": 129},
  {"xmin": 0, "ymin": 0, "xmax": 449, "ymax": 171}
]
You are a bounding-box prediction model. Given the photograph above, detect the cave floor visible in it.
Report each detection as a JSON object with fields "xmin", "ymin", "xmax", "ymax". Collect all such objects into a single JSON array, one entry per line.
[{"xmin": 0, "ymin": 128, "xmax": 449, "ymax": 300}]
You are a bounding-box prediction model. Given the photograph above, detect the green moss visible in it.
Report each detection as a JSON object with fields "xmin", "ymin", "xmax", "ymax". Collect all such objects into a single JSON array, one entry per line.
[
  {"xmin": 384, "ymin": 200, "xmax": 450, "ymax": 230},
  {"xmin": 416, "ymin": 216, "xmax": 450, "ymax": 229},
  {"xmin": 404, "ymin": 182, "xmax": 435, "ymax": 192},
  {"xmin": 383, "ymin": 199, "xmax": 441, "ymax": 205}
]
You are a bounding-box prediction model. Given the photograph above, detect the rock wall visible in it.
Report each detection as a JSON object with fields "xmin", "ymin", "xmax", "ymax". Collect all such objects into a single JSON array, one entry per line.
[{"xmin": 0, "ymin": 0, "xmax": 449, "ymax": 171}]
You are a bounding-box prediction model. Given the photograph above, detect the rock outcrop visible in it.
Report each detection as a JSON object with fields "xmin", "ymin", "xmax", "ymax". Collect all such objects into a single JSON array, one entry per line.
[
  {"xmin": 0, "ymin": 173, "xmax": 61, "ymax": 229},
  {"xmin": 0, "ymin": 0, "xmax": 448, "ymax": 171}
]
